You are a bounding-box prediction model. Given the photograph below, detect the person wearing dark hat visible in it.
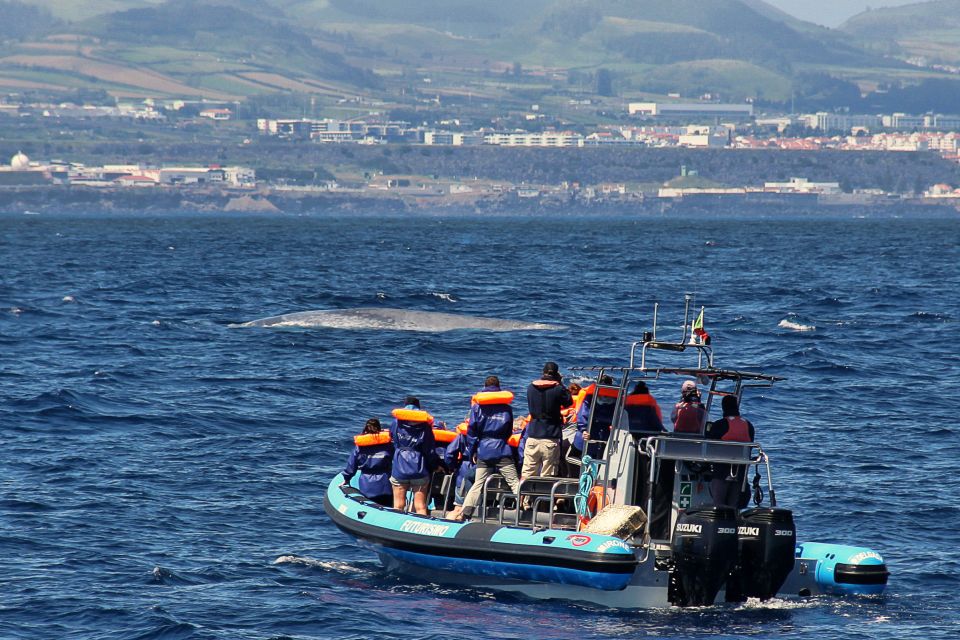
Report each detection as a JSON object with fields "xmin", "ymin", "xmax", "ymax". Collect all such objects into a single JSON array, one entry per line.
[
  {"xmin": 521, "ymin": 362, "xmax": 572, "ymax": 480},
  {"xmin": 624, "ymin": 381, "xmax": 665, "ymax": 435},
  {"xmin": 707, "ymin": 395, "xmax": 756, "ymax": 508},
  {"xmin": 671, "ymin": 380, "xmax": 706, "ymax": 434}
]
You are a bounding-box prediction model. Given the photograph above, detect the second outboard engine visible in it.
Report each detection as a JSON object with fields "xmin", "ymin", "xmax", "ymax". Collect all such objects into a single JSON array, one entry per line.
[
  {"xmin": 727, "ymin": 507, "xmax": 797, "ymax": 602},
  {"xmin": 669, "ymin": 507, "xmax": 739, "ymax": 606}
]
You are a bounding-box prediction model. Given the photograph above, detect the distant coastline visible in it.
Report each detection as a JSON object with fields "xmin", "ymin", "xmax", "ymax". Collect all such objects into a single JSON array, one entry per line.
[{"xmin": 1, "ymin": 185, "xmax": 956, "ymax": 218}]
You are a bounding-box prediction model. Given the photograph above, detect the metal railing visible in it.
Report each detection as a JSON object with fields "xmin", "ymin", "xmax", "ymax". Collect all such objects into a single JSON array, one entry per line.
[{"xmin": 477, "ymin": 474, "xmax": 580, "ymax": 530}]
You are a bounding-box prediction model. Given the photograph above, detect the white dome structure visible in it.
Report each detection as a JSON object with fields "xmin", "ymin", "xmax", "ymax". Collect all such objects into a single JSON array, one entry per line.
[{"xmin": 10, "ymin": 151, "xmax": 30, "ymax": 170}]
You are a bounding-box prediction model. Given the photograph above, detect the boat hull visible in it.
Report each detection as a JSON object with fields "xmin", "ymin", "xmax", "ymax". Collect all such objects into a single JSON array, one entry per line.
[
  {"xmin": 324, "ymin": 476, "xmax": 888, "ymax": 607},
  {"xmin": 324, "ymin": 476, "xmax": 638, "ymax": 593}
]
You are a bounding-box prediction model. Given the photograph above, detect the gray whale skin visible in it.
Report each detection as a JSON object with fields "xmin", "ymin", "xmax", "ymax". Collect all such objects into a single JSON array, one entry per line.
[{"xmin": 233, "ymin": 308, "xmax": 564, "ymax": 332}]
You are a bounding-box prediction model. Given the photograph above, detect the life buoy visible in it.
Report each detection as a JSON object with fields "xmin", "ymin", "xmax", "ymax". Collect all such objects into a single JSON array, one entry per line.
[
  {"xmin": 579, "ymin": 485, "xmax": 608, "ymax": 526},
  {"xmin": 433, "ymin": 428, "xmax": 457, "ymax": 444},
  {"xmin": 472, "ymin": 390, "xmax": 514, "ymax": 405},
  {"xmin": 354, "ymin": 432, "xmax": 391, "ymax": 447},
  {"xmin": 391, "ymin": 408, "xmax": 435, "ymax": 425}
]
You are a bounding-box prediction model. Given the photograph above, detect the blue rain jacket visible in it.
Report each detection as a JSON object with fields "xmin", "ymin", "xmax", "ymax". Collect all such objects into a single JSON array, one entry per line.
[
  {"xmin": 343, "ymin": 439, "xmax": 394, "ymax": 499},
  {"xmin": 467, "ymin": 386, "xmax": 515, "ymax": 463}
]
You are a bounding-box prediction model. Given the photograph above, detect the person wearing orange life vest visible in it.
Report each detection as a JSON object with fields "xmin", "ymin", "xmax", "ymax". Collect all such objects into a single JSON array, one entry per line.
[
  {"xmin": 560, "ymin": 382, "xmax": 581, "ymax": 427},
  {"xmin": 443, "ymin": 421, "xmax": 476, "ymax": 521},
  {"xmin": 671, "ymin": 380, "xmax": 707, "ymax": 434},
  {"xmin": 574, "ymin": 376, "xmax": 618, "ymax": 458},
  {"xmin": 624, "ymin": 381, "xmax": 665, "ymax": 435},
  {"xmin": 342, "ymin": 418, "xmax": 395, "ymax": 508},
  {"xmin": 459, "ymin": 376, "xmax": 519, "ymax": 521},
  {"xmin": 389, "ymin": 396, "xmax": 438, "ymax": 515},
  {"xmin": 706, "ymin": 395, "xmax": 756, "ymax": 508}
]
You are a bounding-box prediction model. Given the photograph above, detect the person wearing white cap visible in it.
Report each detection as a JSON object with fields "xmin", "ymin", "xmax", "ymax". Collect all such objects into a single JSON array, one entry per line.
[{"xmin": 671, "ymin": 380, "xmax": 706, "ymax": 434}]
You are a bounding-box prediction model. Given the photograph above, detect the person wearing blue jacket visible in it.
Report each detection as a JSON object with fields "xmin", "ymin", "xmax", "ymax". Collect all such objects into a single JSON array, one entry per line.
[
  {"xmin": 443, "ymin": 425, "xmax": 476, "ymax": 521},
  {"xmin": 458, "ymin": 376, "xmax": 520, "ymax": 521},
  {"xmin": 342, "ymin": 418, "xmax": 394, "ymax": 507},
  {"xmin": 389, "ymin": 396, "xmax": 437, "ymax": 515}
]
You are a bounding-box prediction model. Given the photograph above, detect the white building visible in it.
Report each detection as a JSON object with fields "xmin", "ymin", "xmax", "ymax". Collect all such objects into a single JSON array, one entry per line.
[
  {"xmin": 628, "ymin": 102, "xmax": 753, "ymax": 121},
  {"xmin": 423, "ymin": 131, "xmax": 484, "ymax": 146},
  {"xmin": 801, "ymin": 112, "xmax": 883, "ymax": 132},
  {"xmin": 484, "ymin": 132, "xmax": 584, "ymax": 147},
  {"xmin": 764, "ymin": 177, "xmax": 841, "ymax": 194}
]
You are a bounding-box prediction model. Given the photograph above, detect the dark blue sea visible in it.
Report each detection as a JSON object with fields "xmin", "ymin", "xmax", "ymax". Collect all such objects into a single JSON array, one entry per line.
[{"xmin": 1, "ymin": 212, "xmax": 958, "ymax": 639}]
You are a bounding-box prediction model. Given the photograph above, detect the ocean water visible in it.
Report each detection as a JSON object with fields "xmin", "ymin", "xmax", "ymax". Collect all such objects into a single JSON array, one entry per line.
[{"xmin": 1, "ymin": 212, "xmax": 957, "ymax": 640}]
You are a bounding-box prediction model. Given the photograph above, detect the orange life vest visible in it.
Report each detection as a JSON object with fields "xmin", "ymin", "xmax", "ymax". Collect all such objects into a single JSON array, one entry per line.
[
  {"xmin": 456, "ymin": 421, "xmax": 468, "ymax": 435},
  {"xmin": 432, "ymin": 428, "xmax": 457, "ymax": 444},
  {"xmin": 354, "ymin": 432, "xmax": 391, "ymax": 447},
  {"xmin": 721, "ymin": 416, "xmax": 752, "ymax": 442},
  {"xmin": 582, "ymin": 383, "xmax": 620, "ymax": 400},
  {"xmin": 472, "ymin": 390, "xmax": 514, "ymax": 405},
  {"xmin": 625, "ymin": 393, "xmax": 663, "ymax": 421},
  {"xmin": 673, "ymin": 401, "xmax": 704, "ymax": 434},
  {"xmin": 391, "ymin": 408, "xmax": 435, "ymax": 425}
]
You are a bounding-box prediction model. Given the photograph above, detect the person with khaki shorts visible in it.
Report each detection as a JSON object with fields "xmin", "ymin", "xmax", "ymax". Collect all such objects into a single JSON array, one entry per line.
[{"xmin": 521, "ymin": 362, "xmax": 572, "ymax": 480}]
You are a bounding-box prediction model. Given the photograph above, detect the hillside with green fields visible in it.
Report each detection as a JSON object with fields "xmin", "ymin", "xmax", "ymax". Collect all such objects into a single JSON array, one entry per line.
[
  {"xmin": 842, "ymin": 1, "xmax": 960, "ymax": 64},
  {"xmin": 1, "ymin": 0, "xmax": 958, "ymax": 110}
]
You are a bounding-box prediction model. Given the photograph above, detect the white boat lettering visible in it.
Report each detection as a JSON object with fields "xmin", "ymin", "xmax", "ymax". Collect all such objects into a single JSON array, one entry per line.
[
  {"xmin": 597, "ymin": 539, "xmax": 631, "ymax": 553},
  {"xmin": 400, "ymin": 520, "xmax": 450, "ymax": 536},
  {"xmin": 676, "ymin": 523, "xmax": 702, "ymax": 533},
  {"xmin": 737, "ymin": 526, "xmax": 760, "ymax": 536},
  {"xmin": 847, "ymin": 551, "xmax": 882, "ymax": 563},
  {"xmin": 774, "ymin": 529, "xmax": 795, "ymax": 537},
  {"xmin": 717, "ymin": 527, "xmax": 736, "ymax": 535}
]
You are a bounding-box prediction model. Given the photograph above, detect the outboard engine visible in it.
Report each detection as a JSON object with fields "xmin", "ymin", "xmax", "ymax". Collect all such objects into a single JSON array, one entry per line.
[
  {"xmin": 726, "ymin": 507, "xmax": 797, "ymax": 602},
  {"xmin": 669, "ymin": 507, "xmax": 739, "ymax": 606}
]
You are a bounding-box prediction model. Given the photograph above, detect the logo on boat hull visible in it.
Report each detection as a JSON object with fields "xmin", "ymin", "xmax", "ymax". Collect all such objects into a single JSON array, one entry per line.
[
  {"xmin": 597, "ymin": 539, "xmax": 631, "ymax": 553},
  {"xmin": 399, "ymin": 519, "xmax": 450, "ymax": 537},
  {"xmin": 567, "ymin": 534, "xmax": 592, "ymax": 547}
]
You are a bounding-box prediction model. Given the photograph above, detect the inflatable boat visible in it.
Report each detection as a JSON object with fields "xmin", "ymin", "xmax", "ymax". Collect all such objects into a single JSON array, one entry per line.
[{"xmin": 324, "ymin": 299, "xmax": 889, "ymax": 608}]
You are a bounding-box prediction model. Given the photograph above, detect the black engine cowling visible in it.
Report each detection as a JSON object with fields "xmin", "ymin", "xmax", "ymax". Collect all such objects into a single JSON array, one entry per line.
[
  {"xmin": 669, "ymin": 506, "xmax": 739, "ymax": 606},
  {"xmin": 726, "ymin": 507, "xmax": 797, "ymax": 602}
]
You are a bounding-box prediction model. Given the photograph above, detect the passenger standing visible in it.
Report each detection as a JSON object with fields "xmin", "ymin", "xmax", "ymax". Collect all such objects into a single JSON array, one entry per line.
[
  {"xmin": 389, "ymin": 396, "xmax": 437, "ymax": 515},
  {"xmin": 706, "ymin": 395, "xmax": 756, "ymax": 508},
  {"xmin": 459, "ymin": 376, "xmax": 520, "ymax": 520},
  {"xmin": 574, "ymin": 375, "xmax": 618, "ymax": 458},
  {"xmin": 671, "ymin": 380, "xmax": 706, "ymax": 434},
  {"xmin": 342, "ymin": 418, "xmax": 394, "ymax": 507},
  {"xmin": 522, "ymin": 362, "xmax": 572, "ymax": 479},
  {"xmin": 444, "ymin": 422, "xmax": 476, "ymax": 521}
]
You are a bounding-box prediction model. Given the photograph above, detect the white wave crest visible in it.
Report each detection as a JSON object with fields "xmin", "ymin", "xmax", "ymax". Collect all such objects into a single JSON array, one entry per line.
[
  {"xmin": 736, "ymin": 596, "xmax": 817, "ymax": 610},
  {"xmin": 431, "ymin": 292, "xmax": 458, "ymax": 303},
  {"xmin": 62, "ymin": 295, "xmax": 76, "ymax": 303},
  {"xmin": 779, "ymin": 319, "xmax": 816, "ymax": 332}
]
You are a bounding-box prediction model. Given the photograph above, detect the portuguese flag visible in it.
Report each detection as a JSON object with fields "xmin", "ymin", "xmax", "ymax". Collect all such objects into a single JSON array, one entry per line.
[{"xmin": 692, "ymin": 309, "xmax": 711, "ymax": 345}]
